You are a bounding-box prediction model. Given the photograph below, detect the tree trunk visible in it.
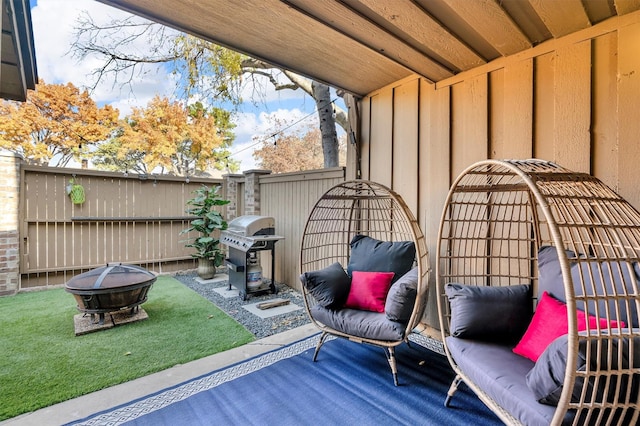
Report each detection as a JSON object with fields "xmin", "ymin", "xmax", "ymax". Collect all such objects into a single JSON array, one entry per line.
[{"xmin": 312, "ymin": 81, "xmax": 339, "ymax": 168}]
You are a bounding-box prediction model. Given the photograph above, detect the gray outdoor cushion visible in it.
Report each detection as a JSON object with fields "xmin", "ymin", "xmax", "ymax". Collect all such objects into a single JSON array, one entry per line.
[
  {"xmin": 526, "ymin": 334, "xmax": 586, "ymax": 406},
  {"xmin": 385, "ymin": 267, "xmax": 418, "ymax": 322},
  {"xmin": 310, "ymin": 305, "xmax": 407, "ymax": 341},
  {"xmin": 538, "ymin": 246, "xmax": 640, "ymax": 328},
  {"xmin": 527, "ymin": 332, "xmax": 640, "ymax": 406},
  {"xmin": 300, "ymin": 262, "xmax": 351, "ymax": 309},
  {"xmin": 445, "ymin": 283, "xmax": 532, "ymax": 343},
  {"xmin": 446, "ymin": 337, "xmax": 558, "ymax": 426},
  {"xmin": 347, "ymin": 235, "xmax": 415, "ymax": 284}
]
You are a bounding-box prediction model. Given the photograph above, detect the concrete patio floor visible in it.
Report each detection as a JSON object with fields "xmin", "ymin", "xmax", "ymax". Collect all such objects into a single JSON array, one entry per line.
[{"xmin": 2, "ymin": 323, "xmax": 318, "ymax": 426}]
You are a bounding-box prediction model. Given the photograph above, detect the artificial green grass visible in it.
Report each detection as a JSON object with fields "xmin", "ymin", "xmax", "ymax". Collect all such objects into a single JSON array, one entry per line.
[{"xmin": 0, "ymin": 276, "xmax": 255, "ymax": 421}]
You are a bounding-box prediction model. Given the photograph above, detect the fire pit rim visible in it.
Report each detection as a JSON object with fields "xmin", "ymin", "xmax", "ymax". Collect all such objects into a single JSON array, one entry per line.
[{"xmin": 64, "ymin": 263, "xmax": 157, "ymax": 315}]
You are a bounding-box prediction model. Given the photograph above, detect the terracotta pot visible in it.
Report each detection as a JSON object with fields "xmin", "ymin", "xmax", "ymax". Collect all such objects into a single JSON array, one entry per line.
[{"xmin": 197, "ymin": 258, "xmax": 216, "ymax": 279}]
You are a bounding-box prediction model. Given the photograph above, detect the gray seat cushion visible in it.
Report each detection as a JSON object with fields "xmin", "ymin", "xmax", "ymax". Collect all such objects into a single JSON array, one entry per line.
[
  {"xmin": 447, "ymin": 336, "xmax": 558, "ymax": 426},
  {"xmin": 311, "ymin": 305, "xmax": 407, "ymax": 341}
]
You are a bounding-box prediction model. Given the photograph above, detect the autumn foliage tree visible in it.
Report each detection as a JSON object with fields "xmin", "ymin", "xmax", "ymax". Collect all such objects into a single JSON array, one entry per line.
[
  {"xmin": 253, "ymin": 122, "xmax": 345, "ymax": 174},
  {"xmin": 92, "ymin": 96, "xmax": 237, "ymax": 176},
  {"xmin": 0, "ymin": 80, "xmax": 118, "ymax": 166}
]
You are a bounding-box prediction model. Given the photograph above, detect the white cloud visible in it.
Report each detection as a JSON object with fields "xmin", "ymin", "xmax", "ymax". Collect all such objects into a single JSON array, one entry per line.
[
  {"xmin": 31, "ymin": 0, "xmax": 175, "ymax": 110},
  {"xmin": 31, "ymin": 0, "xmax": 110, "ymax": 86}
]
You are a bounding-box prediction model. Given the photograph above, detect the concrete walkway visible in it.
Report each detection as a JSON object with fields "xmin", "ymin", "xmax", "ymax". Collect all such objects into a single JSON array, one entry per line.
[{"xmin": 2, "ymin": 323, "xmax": 318, "ymax": 426}]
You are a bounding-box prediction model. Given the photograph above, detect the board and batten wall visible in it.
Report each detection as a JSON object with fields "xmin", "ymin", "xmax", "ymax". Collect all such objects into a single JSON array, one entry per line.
[{"xmin": 357, "ymin": 10, "xmax": 640, "ymax": 330}]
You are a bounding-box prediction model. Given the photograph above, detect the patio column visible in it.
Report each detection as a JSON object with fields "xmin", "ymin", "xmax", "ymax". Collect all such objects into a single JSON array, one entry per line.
[
  {"xmin": 243, "ymin": 169, "xmax": 271, "ymax": 216},
  {"xmin": 223, "ymin": 173, "xmax": 244, "ymax": 221},
  {"xmin": 0, "ymin": 153, "xmax": 22, "ymax": 295}
]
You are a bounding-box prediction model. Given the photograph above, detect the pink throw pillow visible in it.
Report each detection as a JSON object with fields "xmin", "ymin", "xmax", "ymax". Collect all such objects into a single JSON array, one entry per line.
[
  {"xmin": 587, "ymin": 314, "xmax": 625, "ymax": 330},
  {"xmin": 344, "ymin": 271, "xmax": 395, "ymax": 312},
  {"xmin": 513, "ymin": 291, "xmax": 625, "ymax": 362},
  {"xmin": 513, "ymin": 292, "xmax": 568, "ymax": 361}
]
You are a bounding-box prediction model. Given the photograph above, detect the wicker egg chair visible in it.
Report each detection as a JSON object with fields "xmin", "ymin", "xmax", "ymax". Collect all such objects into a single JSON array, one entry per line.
[
  {"xmin": 436, "ymin": 159, "xmax": 640, "ymax": 426},
  {"xmin": 300, "ymin": 180, "xmax": 430, "ymax": 386}
]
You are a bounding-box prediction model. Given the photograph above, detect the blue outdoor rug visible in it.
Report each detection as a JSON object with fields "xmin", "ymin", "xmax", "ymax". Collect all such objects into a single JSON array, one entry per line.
[{"xmin": 68, "ymin": 334, "xmax": 502, "ymax": 425}]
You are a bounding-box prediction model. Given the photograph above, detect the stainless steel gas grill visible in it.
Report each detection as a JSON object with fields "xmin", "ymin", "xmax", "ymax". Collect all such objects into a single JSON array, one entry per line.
[{"xmin": 221, "ymin": 215, "xmax": 284, "ymax": 300}]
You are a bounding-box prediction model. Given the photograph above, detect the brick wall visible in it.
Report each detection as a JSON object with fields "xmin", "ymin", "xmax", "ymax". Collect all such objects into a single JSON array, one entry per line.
[
  {"xmin": 242, "ymin": 170, "xmax": 271, "ymax": 216},
  {"xmin": 223, "ymin": 174, "xmax": 243, "ymax": 220},
  {"xmin": 0, "ymin": 153, "xmax": 21, "ymax": 295}
]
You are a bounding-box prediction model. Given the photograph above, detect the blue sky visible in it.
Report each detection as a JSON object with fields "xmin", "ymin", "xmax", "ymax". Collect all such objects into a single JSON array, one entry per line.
[{"xmin": 29, "ymin": 0, "xmax": 327, "ymax": 171}]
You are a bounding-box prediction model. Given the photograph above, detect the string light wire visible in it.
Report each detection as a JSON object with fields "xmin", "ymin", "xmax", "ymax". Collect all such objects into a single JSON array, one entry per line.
[{"xmin": 224, "ymin": 97, "xmax": 337, "ymax": 160}]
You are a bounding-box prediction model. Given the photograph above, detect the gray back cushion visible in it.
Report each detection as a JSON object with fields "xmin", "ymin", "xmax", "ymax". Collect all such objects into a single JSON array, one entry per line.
[
  {"xmin": 527, "ymin": 333, "xmax": 640, "ymax": 406},
  {"xmin": 300, "ymin": 261, "xmax": 350, "ymax": 309},
  {"xmin": 445, "ymin": 283, "xmax": 532, "ymax": 343},
  {"xmin": 385, "ymin": 267, "xmax": 418, "ymax": 322},
  {"xmin": 537, "ymin": 246, "xmax": 639, "ymax": 328},
  {"xmin": 347, "ymin": 235, "xmax": 415, "ymax": 284}
]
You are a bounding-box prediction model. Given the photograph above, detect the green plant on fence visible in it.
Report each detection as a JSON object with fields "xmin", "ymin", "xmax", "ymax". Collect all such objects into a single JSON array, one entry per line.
[{"xmin": 180, "ymin": 185, "xmax": 230, "ymax": 267}]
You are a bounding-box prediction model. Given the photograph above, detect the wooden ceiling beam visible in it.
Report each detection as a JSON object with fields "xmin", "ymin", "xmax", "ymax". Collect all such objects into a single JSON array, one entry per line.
[
  {"xmin": 528, "ymin": 0, "xmax": 591, "ymax": 38},
  {"xmin": 439, "ymin": 0, "xmax": 532, "ymax": 57},
  {"xmin": 615, "ymin": 0, "xmax": 640, "ymax": 15},
  {"xmin": 345, "ymin": 0, "xmax": 486, "ymax": 71},
  {"xmin": 285, "ymin": 0, "xmax": 453, "ymax": 82}
]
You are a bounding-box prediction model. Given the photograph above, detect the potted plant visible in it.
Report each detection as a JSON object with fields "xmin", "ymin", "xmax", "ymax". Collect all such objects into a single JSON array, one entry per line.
[{"xmin": 180, "ymin": 185, "xmax": 230, "ymax": 279}]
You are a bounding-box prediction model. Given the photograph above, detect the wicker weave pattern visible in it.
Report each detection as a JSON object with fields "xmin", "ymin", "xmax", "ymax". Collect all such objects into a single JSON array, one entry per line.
[
  {"xmin": 299, "ymin": 180, "xmax": 430, "ymax": 384},
  {"xmin": 437, "ymin": 159, "xmax": 640, "ymax": 425}
]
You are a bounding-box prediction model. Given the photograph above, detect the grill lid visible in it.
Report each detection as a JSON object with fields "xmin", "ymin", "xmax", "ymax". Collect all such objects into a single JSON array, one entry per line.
[
  {"xmin": 227, "ymin": 215, "xmax": 275, "ymax": 236},
  {"xmin": 65, "ymin": 263, "xmax": 157, "ymax": 291}
]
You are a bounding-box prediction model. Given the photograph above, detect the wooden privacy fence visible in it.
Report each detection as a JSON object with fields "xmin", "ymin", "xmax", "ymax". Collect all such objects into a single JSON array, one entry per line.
[
  {"xmin": 257, "ymin": 168, "xmax": 346, "ymax": 291},
  {"xmin": 15, "ymin": 164, "xmax": 345, "ymax": 291},
  {"xmin": 19, "ymin": 165, "xmax": 223, "ymax": 288}
]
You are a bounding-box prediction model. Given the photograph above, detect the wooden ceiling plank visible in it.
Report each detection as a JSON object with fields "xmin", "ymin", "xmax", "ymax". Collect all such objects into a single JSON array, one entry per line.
[
  {"xmin": 99, "ymin": 0, "xmax": 412, "ymax": 96},
  {"xmin": 615, "ymin": 0, "xmax": 640, "ymax": 15},
  {"xmin": 528, "ymin": 0, "xmax": 591, "ymax": 38},
  {"xmin": 285, "ymin": 0, "xmax": 453, "ymax": 81},
  {"xmin": 439, "ymin": 0, "xmax": 531, "ymax": 56},
  {"xmin": 345, "ymin": 0, "xmax": 486, "ymax": 71},
  {"xmin": 582, "ymin": 0, "xmax": 617, "ymax": 23}
]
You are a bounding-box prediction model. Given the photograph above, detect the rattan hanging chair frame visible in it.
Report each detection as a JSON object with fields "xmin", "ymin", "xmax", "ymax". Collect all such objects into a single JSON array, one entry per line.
[
  {"xmin": 300, "ymin": 180, "xmax": 430, "ymax": 385},
  {"xmin": 436, "ymin": 159, "xmax": 640, "ymax": 425}
]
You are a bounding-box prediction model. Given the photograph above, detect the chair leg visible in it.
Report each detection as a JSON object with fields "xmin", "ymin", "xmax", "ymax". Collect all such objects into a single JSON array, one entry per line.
[
  {"xmin": 312, "ymin": 332, "xmax": 329, "ymax": 362},
  {"xmin": 385, "ymin": 347, "xmax": 399, "ymax": 386},
  {"xmin": 445, "ymin": 374, "xmax": 463, "ymax": 407}
]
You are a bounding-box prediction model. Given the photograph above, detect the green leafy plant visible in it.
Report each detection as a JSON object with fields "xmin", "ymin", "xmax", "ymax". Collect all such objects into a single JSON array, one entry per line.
[{"xmin": 180, "ymin": 185, "xmax": 230, "ymax": 266}]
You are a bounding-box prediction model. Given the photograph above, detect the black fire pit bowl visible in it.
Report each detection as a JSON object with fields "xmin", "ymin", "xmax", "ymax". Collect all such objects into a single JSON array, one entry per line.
[{"xmin": 65, "ymin": 263, "xmax": 157, "ymax": 324}]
